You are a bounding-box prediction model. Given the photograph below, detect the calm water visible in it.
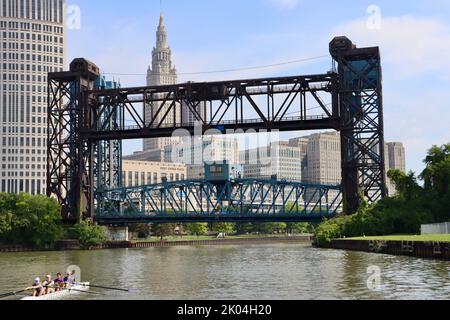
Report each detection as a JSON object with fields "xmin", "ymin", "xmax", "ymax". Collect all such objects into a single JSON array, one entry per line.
[{"xmin": 0, "ymin": 244, "xmax": 449, "ymax": 300}]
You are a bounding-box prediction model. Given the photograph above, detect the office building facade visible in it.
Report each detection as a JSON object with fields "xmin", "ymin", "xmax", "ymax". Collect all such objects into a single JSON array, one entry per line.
[{"xmin": 0, "ymin": 0, "xmax": 65, "ymax": 194}]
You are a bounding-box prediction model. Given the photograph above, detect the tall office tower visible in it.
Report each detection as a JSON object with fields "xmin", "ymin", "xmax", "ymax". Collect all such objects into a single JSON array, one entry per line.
[
  {"xmin": 385, "ymin": 142, "xmax": 406, "ymax": 196},
  {"xmin": 144, "ymin": 14, "xmax": 181, "ymax": 152},
  {"xmin": 305, "ymin": 132, "xmax": 341, "ymax": 186},
  {"xmin": 0, "ymin": 0, "xmax": 66, "ymax": 194},
  {"xmin": 386, "ymin": 142, "xmax": 406, "ymax": 172}
]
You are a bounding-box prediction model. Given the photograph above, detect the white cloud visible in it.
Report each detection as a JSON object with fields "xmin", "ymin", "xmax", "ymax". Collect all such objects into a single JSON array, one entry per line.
[
  {"xmin": 332, "ymin": 15, "xmax": 450, "ymax": 76},
  {"xmin": 265, "ymin": 0, "xmax": 299, "ymax": 10}
]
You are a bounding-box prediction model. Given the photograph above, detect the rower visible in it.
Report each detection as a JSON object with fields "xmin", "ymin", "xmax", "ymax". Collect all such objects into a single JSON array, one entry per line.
[
  {"xmin": 63, "ymin": 272, "xmax": 71, "ymax": 287},
  {"xmin": 68, "ymin": 270, "xmax": 77, "ymax": 284},
  {"xmin": 26, "ymin": 277, "xmax": 44, "ymax": 297},
  {"xmin": 53, "ymin": 273, "xmax": 64, "ymax": 291},
  {"xmin": 42, "ymin": 275, "xmax": 55, "ymax": 295}
]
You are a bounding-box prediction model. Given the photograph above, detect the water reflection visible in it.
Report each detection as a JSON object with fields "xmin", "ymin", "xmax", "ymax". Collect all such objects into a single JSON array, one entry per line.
[{"xmin": 0, "ymin": 244, "xmax": 449, "ymax": 300}]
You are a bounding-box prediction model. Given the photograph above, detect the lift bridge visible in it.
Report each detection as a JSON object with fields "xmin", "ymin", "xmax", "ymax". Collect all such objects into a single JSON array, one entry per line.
[{"xmin": 47, "ymin": 36, "xmax": 387, "ymax": 224}]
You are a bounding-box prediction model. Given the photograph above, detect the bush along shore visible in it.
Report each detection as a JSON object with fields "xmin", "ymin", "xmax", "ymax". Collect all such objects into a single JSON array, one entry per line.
[
  {"xmin": 313, "ymin": 143, "xmax": 450, "ymax": 260},
  {"xmin": 0, "ymin": 193, "xmax": 108, "ymax": 251}
]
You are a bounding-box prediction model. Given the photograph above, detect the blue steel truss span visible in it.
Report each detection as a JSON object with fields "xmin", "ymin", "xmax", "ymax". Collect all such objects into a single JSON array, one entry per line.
[{"xmin": 94, "ymin": 178, "xmax": 343, "ymax": 224}]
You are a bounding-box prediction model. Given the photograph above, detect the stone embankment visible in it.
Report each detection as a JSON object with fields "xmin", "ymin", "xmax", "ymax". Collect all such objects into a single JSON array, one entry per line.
[{"xmin": 329, "ymin": 239, "xmax": 450, "ymax": 260}]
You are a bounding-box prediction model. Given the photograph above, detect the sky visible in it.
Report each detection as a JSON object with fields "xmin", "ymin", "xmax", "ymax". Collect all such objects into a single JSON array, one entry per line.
[{"xmin": 66, "ymin": 0, "xmax": 450, "ymax": 175}]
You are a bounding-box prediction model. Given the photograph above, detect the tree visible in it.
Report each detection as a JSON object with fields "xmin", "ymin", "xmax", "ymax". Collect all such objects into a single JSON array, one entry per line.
[
  {"xmin": 0, "ymin": 194, "xmax": 63, "ymax": 248},
  {"xmin": 252, "ymin": 222, "xmax": 287, "ymax": 234},
  {"xmin": 152, "ymin": 223, "xmax": 175, "ymax": 241},
  {"xmin": 420, "ymin": 144, "xmax": 450, "ymax": 196},
  {"xmin": 70, "ymin": 221, "xmax": 107, "ymax": 247},
  {"xmin": 129, "ymin": 224, "xmax": 151, "ymax": 239},
  {"xmin": 234, "ymin": 222, "xmax": 255, "ymax": 235},
  {"xmin": 184, "ymin": 223, "xmax": 208, "ymax": 237},
  {"xmin": 212, "ymin": 223, "xmax": 235, "ymax": 236},
  {"xmin": 388, "ymin": 169, "xmax": 422, "ymax": 200},
  {"xmin": 286, "ymin": 223, "xmax": 311, "ymax": 234}
]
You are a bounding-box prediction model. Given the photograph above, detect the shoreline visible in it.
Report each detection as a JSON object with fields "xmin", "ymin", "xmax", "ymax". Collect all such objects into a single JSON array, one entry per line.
[
  {"xmin": 0, "ymin": 235, "xmax": 313, "ymax": 253},
  {"xmin": 327, "ymin": 239, "xmax": 450, "ymax": 261}
]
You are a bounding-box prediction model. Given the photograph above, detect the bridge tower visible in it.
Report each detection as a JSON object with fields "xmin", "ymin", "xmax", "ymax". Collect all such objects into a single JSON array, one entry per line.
[
  {"xmin": 330, "ymin": 37, "xmax": 387, "ymax": 213},
  {"xmin": 47, "ymin": 59, "xmax": 100, "ymax": 222}
]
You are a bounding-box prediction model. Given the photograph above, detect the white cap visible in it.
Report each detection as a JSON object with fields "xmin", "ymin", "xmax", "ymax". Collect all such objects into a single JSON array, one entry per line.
[{"xmin": 34, "ymin": 277, "xmax": 40, "ymax": 283}]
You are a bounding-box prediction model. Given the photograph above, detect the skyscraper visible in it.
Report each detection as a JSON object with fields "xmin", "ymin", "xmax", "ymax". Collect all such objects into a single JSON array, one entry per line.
[
  {"xmin": 0, "ymin": 0, "xmax": 66, "ymax": 194},
  {"xmin": 304, "ymin": 132, "xmax": 342, "ymax": 186},
  {"xmin": 144, "ymin": 14, "xmax": 180, "ymax": 152},
  {"xmin": 385, "ymin": 142, "xmax": 406, "ymax": 196}
]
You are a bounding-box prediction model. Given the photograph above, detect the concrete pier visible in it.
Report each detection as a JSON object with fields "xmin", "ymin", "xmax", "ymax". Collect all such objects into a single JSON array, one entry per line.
[{"xmin": 105, "ymin": 226, "xmax": 129, "ymax": 242}]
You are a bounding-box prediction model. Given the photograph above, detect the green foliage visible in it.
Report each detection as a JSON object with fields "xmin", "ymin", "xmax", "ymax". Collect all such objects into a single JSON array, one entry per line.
[
  {"xmin": 252, "ymin": 222, "xmax": 287, "ymax": 234},
  {"xmin": 286, "ymin": 222, "xmax": 313, "ymax": 234},
  {"xmin": 233, "ymin": 222, "xmax": 312, "ymax": 235},
  {"xmin": 315, "ymin": 143, "xmax": 450, "ymax": 247},
  {"xmin": 234, "ymin": 222, "xmax": 255, "ymax": 235},
  {"xmin": 69, "ymin": 221, "xmax": 107, "ymax": 247},
  {"xmin": 314, "ymin": 216, "xmax": 349, "ymax": 248},
  {"xmin": 152, "ymin": 223, "xmax": 176, "ymax": 240},
  {"xmin": 211, "ymin": 222, "xmax": 236, "ymax": 235},
  {"xmin": 0, "ymin": 194, "xmax": 62, "ymax": 248},
  {"xmin": 184, "ymin": 223, "xmax": 208, "ymax": 237},
  {"xmin": 128, "ymin": 224, "xmax": 151, "ymax": 239}
]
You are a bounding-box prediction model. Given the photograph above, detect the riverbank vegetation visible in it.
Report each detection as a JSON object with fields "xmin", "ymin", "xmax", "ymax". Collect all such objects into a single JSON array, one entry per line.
[
  {"xmin": 0, "ymin": 194, "xmax": 107, "ymax": 249},
  {"xmin": 65, "ymin": 221, "xmax": 107, "ymax": 248},
  {"xmin": 0, "ymin": 194, "xmax": 62, "ymax": 248},
  {"xmin": 314, "ymin": 143, "xmax": 450, "ymax": 247}
]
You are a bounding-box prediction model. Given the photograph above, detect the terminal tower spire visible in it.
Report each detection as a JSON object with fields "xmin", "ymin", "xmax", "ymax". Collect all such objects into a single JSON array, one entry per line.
[
  {"xmin": 147, "ymin": 14, "xmax": 177, "ymax": 86},
  {"xmin": 144, "ymin": 13, "xmax": 180, "ymax": 153}
]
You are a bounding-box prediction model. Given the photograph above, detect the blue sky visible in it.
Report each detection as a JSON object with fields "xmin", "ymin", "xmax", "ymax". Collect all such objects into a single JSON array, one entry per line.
[{"xmin": 66, "ymin": 0, "xmax": 450, "ymax": 175}]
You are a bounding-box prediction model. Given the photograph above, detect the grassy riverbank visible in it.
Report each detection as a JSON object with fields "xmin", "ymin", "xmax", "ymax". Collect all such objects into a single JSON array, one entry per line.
[
  {"xmin": 346, "ymin": 235, "xmax": 450, "ymax": 242},
  {"xmin": 135, "ymin": 234, "xmax": 310, "ymax": 243}
]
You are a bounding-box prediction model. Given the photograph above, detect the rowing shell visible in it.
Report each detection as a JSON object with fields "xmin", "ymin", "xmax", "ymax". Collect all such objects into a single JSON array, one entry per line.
[{"xmin": 21, "ymin": 282, "xmax": 90, "ymax": 301}]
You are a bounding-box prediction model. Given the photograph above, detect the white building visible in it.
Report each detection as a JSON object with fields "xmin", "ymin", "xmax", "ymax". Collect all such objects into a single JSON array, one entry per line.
[
  {"xmin": 122, "ymin": 160, "xmax": 186, "ymax": 187},
  {"xmin": 0, "ymin": 0, "xmax": 66, "ymax": 194},
  {"xmin": 239, "ymin": 141, "xmax": 307, "ymax": 182},
  {"xmin": 304, "ymin": 132, "xmax": 342, "ymax": 186}
]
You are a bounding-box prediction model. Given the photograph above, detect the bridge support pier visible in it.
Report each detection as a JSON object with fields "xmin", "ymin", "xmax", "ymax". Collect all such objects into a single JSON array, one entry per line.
[{"xmin": 105, "ymin": 226, "xmax": 129, "ymax": 242}]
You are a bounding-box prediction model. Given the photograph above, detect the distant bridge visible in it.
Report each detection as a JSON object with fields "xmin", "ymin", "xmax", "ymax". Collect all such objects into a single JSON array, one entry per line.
[{"xmin": 94, "ymin": 176, "xmax": 342, "ymax": 224}]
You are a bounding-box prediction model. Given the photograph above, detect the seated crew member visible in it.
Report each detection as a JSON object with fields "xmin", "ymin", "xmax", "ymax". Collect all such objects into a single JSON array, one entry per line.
[
  {"xmin": 53, "ymin": 273, "xmax": 64, "ymax": 291},
  {"xmin": 26, "ymin": 277, "xmax": 44, "ymax": 297},
  {"xmin": 42, "ymin": 275, "xmax": 55, "ymax": 295}
]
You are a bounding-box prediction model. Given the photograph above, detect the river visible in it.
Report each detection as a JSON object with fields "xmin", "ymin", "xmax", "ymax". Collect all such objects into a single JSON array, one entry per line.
[{"xmin": 0, "ymin": 244, "xmax": 449, "ymax": 300}]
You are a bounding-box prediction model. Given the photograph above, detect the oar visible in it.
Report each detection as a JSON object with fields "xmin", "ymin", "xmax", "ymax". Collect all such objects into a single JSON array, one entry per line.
[
  {"xmin": 47, "ymin": 286, "xmax": 100, "ymax": 296},
  {"xmin": 75, "ymin": 283, "xmax": 129, "ymax": 292},
  {"xmin": 0, "ymin": 289, "xmax": 28, "ymax": 299}
]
